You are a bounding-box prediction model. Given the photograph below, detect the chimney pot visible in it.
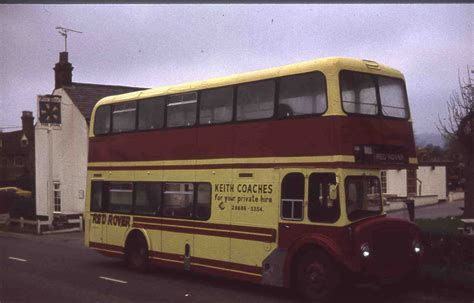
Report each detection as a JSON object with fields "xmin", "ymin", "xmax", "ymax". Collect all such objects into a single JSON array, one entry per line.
[
  {"xmin": 21, "ymin": 111, "xmax": 34, "ymax": 134},
  {"xmin": 54, "ymin": 51, "xmax": 73, "ymax": 89}
]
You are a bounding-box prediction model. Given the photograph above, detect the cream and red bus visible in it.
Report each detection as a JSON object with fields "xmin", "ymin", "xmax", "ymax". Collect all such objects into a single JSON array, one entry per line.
[{"xmin": 85, "ymin": 57, "xmax": 423, "ymax": 302}]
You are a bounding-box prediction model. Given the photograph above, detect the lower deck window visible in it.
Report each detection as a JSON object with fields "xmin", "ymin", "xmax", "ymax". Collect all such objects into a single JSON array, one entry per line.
[
  {"xmin": 135, "ymin": 182, "xmax": 162, "ymax": 215},
  {"xmin": 281, "ymin": 173, "xmax": 304, "ymax": 220},
  {"xmin": 89, "ymin": 181, "xmax": 211, "ymax": 221},
  {"xmin": 163, "ymin": 183, "xmax": 194, "ymax": 218},
  {"xmin": 90, "ymin": 181, "xmax": 105, "ymax": 212},
  {"xmin": 196, "ymin": 184, "xmax": 211, "ymax": 220},
  {"xmin": 308, "ymin": 173, "xmax": 340, "ymax": 223},
  {"xmin": 109, "ymin": 182, "xmax": 133, "ymax": 214},
  {"xmin": 345, "ymin": 176, "xmax": 382, "ymax": 221}
]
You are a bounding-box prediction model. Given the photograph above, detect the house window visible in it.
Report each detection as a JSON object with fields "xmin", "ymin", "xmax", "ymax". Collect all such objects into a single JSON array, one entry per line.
[
  {"xmin": 14, "ymin": 157, "xmax": 24, "ymax": 167},
  {"xmin": 381, "ymin": 170, "xmax": 387, "ymax": 194},
  {"xmin": 53, "ymin": 182, "xmax": 61, "ymax": 212},
  {"xmin": 21, "ymin": 134, "xmax": 28, "ymax": 147}
]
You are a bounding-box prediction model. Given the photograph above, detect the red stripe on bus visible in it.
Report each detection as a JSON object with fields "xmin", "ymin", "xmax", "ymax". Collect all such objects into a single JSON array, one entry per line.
[
  {"xmin": 132, "ymin": 223, "xmax": 275, "ymax": 243},
  {"xmin": 148, "ymin": 256, "xmax": 261, "ymax": 284},
  {"xmin": 88, "ymin": 116, "xmax": 416, "ymax": 163},
  {"xmin": 89, "ymin": 241, "xmax": 124, "ymax": 252},
  {"xmin": 133, "ymin": 216, "xmax": 276, "ymax": 237},
  {"xmin": 191, "ymin": 263, "xmax": 261, "ymax": 284},
  {"xmin": 88, "ymin": 161, "xmax": 416, "ymax": 171},
  {"xmin": 191, "ymin": 256, "xmax": 262, "ymax": 275},
  {"xmin": 149, "ymin": 250, "xmax": 182, "ymax": 262},
  {"xmin": 149, "ymin": 250, "xmax": 261, "ymax": 275}
]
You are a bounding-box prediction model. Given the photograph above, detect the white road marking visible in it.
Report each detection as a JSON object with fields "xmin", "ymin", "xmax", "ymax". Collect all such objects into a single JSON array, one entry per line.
[
  {"xmin": 99, "ymin": 276, "xmax": 128, "ymax": 284},
  {"xmin": 8, "ymin": 257, "xmax": 27, "ymax": 262}
]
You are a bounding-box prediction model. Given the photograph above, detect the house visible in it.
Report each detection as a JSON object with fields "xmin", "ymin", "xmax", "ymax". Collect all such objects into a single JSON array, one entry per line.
[
  {"xmin": 35, "ymin": 51, "xmax": 146, "ymax": 226},
  {"xmin": 382, "ymin": 161, "xmax": 448, "ymax": 207},
  {"xmin": 0, "ymin": 111, "xmax": 35, "ymax": 191}
]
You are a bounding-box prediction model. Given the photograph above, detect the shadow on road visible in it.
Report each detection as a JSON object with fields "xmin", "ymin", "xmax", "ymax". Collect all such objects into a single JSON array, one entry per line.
[{"xmin": 88, "ymin": 259, "xmax": 473, "ymax": 303}]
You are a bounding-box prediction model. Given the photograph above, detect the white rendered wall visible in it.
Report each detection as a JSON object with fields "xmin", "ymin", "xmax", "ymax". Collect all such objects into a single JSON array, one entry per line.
[
  {"xmin": 35, "ymin": 89, "xmax": 89, "ymax": 219},
  {"xmin": 386, "ymin": 169, "xmax": 407, "ymax": 197},
  {"xmin": 417, "ymin": 166, "xmax": 447, "ymax": 200}
]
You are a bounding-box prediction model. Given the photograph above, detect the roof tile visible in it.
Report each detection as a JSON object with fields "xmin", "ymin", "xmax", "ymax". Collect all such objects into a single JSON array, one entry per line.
[{"xmin": 62, "ymin": 82, "xmax": 147, "ymax": 122}]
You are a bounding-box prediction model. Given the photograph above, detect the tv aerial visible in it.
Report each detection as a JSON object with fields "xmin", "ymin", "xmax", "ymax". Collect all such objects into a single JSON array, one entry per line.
[{"xmin": 56, "ymin": 26, "xmax": 83, "ymax": 52}]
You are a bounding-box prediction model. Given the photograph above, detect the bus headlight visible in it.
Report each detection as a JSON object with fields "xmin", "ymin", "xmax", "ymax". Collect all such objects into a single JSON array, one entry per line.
[
  {"xmin": 360, "ymin": 243, "xmax": 371, "ymax": 258},
  {"xmin": 412, "ymin": 240, "xmax": 423, "ymax": 255}
]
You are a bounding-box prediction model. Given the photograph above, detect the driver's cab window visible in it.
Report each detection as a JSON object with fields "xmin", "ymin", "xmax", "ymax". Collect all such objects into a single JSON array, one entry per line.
[
  {"xmin": 345, "ymin": 176, "xmax": 382, "ymax": 221},
  {"xmin": 308, "ymin": 173, "xmax": 340, "ymax": 223},
  {"xmin": 281, "ymin": 173, "xmax": 304, "ymax": 221}
]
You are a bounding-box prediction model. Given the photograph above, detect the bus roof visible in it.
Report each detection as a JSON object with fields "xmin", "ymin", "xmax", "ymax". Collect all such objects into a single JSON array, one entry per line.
[{"xmin": 94, "ymin": 57, "xmax": 404, "ymax": 107}]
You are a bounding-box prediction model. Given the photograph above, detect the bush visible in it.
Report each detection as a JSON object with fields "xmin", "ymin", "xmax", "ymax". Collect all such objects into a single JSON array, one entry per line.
[{"xmin": 421, "ymin": 232, "xmax": 474, "ymax": 272}]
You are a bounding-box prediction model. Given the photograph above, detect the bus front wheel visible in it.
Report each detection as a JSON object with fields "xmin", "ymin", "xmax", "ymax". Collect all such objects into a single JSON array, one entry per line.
[
  {"xmin": 296, "ymin": 251, "xmax": 340, "ymax": 303},
  {"xmin": 125, "ymin": 234, "xmax": 149, "ymax": 273}
]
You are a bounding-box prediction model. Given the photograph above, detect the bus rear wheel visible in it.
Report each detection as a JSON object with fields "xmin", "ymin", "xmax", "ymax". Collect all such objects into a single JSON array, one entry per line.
[
  {"xmin": 296, "ymin": 251, "xmax": 340, "ymax": 303},
  {"xmin": 125, "ymin": 235, "xmax": 149, "ymax": 273}
]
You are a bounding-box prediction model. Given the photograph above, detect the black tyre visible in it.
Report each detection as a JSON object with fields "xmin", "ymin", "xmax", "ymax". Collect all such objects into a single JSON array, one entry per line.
[
  {"xmin": 296, "ymin": 251, "xmax": 340, "ymax": 303},
  {"xmin": 125, "ymin": 235, "xmax": 150, "ymax": 273}
]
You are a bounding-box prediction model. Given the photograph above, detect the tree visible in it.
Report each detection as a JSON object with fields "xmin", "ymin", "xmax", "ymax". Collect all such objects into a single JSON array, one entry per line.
[{"xmin": 438, "ymin": 67, "xmax": 474, "ymax": 218}]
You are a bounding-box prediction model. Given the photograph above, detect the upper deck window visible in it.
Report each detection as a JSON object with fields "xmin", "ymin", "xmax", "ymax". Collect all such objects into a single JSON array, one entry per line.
[
  {"xmin": 94, "ymin": 105, "xmax": 111, "ymax": 135},
  {"xmin": 278, "ymin": 72, "xmax": 327, "ymax": 117},
  {"xmin": 379, "ymin": 77, "xmax": 409, "ymax": 119},
  {"xmin": 236, "ymin": 80, "xmax": 275, "ymax": 121},
  {"xmin": 138, "ymin": 97, "xmax": 165, "ymax": 130},
  {"xmin": 199, "ymin": 86, "xmax": 233, "ymax": 125},
  {"xmin": 340, "ymin": 70, "xmax": 409, "ymax": 119},
  {"xmin": 167, "ymin": 92, "xmax": 197, "ymax": 128},
  {"xmin": 340, "ymin": 71, "xmax": 378, "ymax": 115},
  {"xmin": 112, "ymin": 101, "xmax": 137, "ymax": 133}
]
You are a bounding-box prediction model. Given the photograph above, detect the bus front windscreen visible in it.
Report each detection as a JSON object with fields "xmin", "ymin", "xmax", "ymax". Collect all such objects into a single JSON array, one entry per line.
[
  {"xmin": 340, "ymin": 71, "xmax": 409, "ymax": 119},
  {"xmin": 345, "ymin": 176, "xmax": 382, "ymax": 221}
]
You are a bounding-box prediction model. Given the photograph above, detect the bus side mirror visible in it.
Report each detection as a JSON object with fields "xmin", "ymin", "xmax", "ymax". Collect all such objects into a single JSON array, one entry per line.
[{"xmin": 329, "ymin": 184, "xmax": 338, "ymax": 200}]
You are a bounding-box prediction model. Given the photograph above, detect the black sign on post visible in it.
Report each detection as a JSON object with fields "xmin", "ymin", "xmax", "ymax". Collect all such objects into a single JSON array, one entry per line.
[{"xmin": 38, "ymin": 95, "xmax": 62, "ymax": 125}]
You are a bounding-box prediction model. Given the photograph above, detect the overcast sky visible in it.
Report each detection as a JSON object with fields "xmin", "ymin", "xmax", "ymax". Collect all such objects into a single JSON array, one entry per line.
[{"xmin": 0, "ymin": 4, "xmax": 472, "ymax": 135}]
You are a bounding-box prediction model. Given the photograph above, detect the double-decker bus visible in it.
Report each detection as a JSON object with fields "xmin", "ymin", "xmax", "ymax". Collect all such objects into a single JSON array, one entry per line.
[{"xmin": 85, "ymin": 57, "xmax": 423, "ymax": 302}]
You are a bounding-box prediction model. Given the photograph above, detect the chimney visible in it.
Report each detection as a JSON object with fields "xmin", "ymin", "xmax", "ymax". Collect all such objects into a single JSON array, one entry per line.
[
  {"xmin": 54, "ymin": 51, "xmax": 73, "ymax": 89},
  {"xmin": 21, "ymin": 111, "xmax": 34, "ymax": 134}
]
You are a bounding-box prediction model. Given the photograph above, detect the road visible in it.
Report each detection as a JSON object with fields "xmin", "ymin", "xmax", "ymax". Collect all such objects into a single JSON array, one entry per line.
[
  {"xmin": 0, "ymin": 230, "xmax": 472, "ymax": 303},
  {"xmin": 387, "ymin": 200, "xmax": 464, "ymax": 220}
]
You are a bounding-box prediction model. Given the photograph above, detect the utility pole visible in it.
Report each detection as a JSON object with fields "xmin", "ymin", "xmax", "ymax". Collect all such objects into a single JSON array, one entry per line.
[{"xmin": 56, "ymin": 26, "xmax": 83, "ymax": 52}]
